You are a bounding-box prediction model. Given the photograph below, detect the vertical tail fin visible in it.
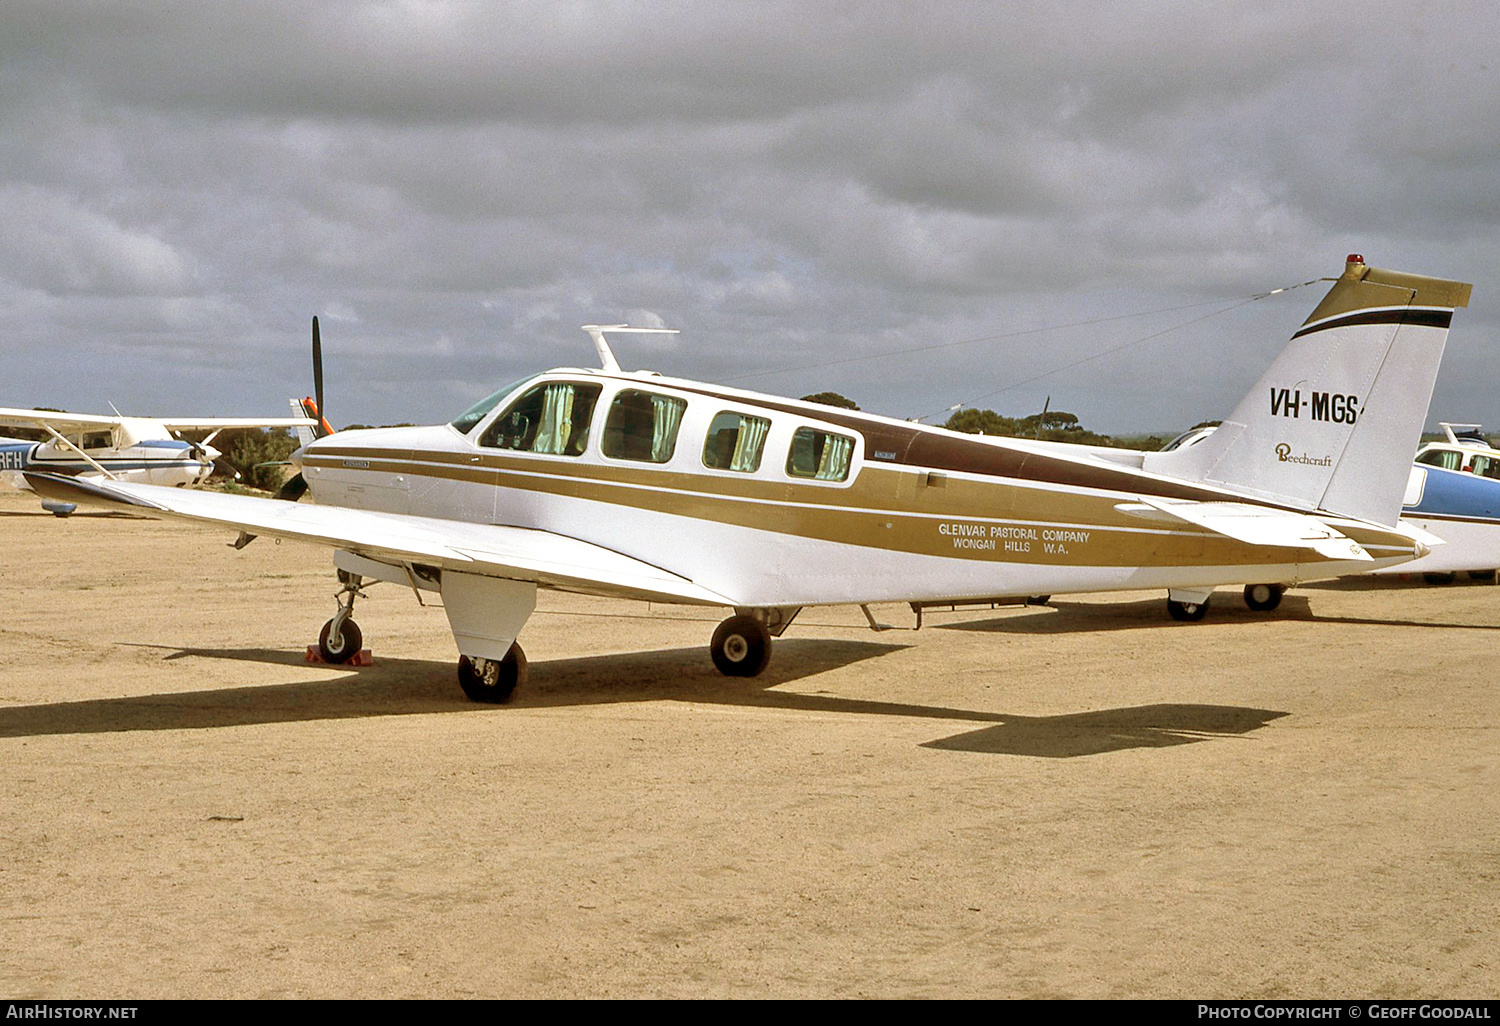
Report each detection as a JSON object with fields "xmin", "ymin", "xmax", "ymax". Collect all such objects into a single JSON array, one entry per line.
[
  {"xmin": 1143, "ymin": 255, "xmax": 1472, "ymax": 526},
  {"xmin": 290, "ymin": 397, "xmax": 333, "ymax": 444}
]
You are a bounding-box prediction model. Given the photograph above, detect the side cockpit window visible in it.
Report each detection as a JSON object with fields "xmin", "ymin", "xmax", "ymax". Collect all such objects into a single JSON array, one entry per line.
[
  {"xmin": 702, "ymin": 411, "xmax": 771, "ymax": 473},
  {"xmin": 479, "ymin": 381, "xmax": 601, "ymax": 456},
  {"xmin": 786, "ymin": 427, "xmax": 855, "ymax": 482},
  {"xmin": 602, "ymin": 389, "xmax": 688, "ymax": 464}
]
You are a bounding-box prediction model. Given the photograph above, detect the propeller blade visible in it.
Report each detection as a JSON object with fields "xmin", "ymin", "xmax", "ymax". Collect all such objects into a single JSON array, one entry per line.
[{"xmin": 312, "ymin": 315, "xmax": 325, "ymax": 436}]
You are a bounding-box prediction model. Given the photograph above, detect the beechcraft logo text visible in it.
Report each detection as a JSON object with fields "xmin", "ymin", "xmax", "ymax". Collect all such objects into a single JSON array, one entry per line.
[
  {"xmin": 1270, "ymin": 388, "xmax": 1360, "ymax": 423},
  {"xmin": 1275, "ymin": 443, "xmax": 1333, "ymax": 467}
]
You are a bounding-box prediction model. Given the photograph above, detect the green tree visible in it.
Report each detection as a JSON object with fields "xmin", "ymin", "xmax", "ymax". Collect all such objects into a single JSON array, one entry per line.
[
  {"xmin": 800, "ymin": 392, "xmax": 860, "ymax": 410},
  {"xmin": 188, "ymin": 427, "xmax": 301, "ymax": 492},
  {"xmin": 944, "ymin": 407, "xmax": 1114, "ymax": 446}
]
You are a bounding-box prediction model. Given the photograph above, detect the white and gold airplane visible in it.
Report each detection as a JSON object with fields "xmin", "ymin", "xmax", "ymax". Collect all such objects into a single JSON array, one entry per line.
[{"xmin": 26, "ymin": 256, "xmax": 1472, "ymax": 701}]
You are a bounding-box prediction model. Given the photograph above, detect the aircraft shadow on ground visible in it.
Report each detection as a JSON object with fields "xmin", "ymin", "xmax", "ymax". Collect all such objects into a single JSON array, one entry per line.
[
  {"xmin": 936, "ymin": 594, "xmax": 1500, "ymax": 634},
  {"xmin": 935, "ymin": 596, "xmax": 1316, "ymax": 634},
  {"xmin": 0, "ymin": 639, "xmax": 1288, "ymax": 758},
  {"xmin": 920, "ymin": 704, "xmax": 1288, "ymax": 758}
]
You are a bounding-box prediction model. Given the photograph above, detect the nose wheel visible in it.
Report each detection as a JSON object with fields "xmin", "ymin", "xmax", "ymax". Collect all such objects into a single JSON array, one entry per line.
[
  {"xmin": 318, "ymin": 616, "xmax": 363, "ymax": 663},
  {"xmin": 317, "ymin": 570, "xmax": 366, "ymax": 664}
]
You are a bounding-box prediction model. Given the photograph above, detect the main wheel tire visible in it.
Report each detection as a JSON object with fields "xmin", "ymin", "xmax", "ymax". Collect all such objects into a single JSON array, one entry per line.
[
  {"xmin": 458, "ymin": 643, "xmax": 527, "ymax": 704},
  {"xmin": 710, "ymin": 615, "xmax": 772, "ymax": 677},
  {"xmin": 1167, "ymin": 598, "xmax": 1209, "ymax": 622},
  {"xmin": 318, "ymin": 617, "xmax": 362, "ymax": 664},
  {"xmin": 1243, "ymin": 583, "xmax": 1285, "ymax": 612}
]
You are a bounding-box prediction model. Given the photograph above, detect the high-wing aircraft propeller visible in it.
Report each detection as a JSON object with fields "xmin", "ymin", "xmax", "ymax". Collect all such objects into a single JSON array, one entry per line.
[{"xmin": 27, "ymin": 256, "xmax": 1474, "ymax": 704}]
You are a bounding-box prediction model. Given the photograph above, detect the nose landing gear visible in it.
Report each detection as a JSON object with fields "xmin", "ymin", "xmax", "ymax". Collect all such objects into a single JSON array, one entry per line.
[{"xmin": 317, "ymin": 570, "xmax": 366, "ymax": 664}]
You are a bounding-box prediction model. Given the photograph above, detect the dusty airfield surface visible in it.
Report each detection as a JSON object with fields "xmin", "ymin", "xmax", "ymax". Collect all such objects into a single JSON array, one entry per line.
[{"xmin": 1, "ymin": 487, "xmax": 1497, "ymax": 1000}]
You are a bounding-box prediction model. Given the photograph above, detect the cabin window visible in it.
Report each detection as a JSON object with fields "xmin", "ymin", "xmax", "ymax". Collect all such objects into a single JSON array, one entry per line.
[
  {"xmin": 786, "ymin": 427, "xmax": 855, "ymax": 482},
  {"xmin": 702, "ymin": 411, "xmax": 771, "ymax": 473},
  {"xmin": 478, "ymin": 381, "xmax": 601, "ymax": 456},
  {"xmin": 602, "ymin": 389, "xmax": 688, "ymax": 464},
  {"xmin": 1472, "ymin": 455, "xmax": 1500, "ymax": 480},
  {"xmin": 80, "ymin": 432, "xmax": 112, "ymax": 450},
  {"xmin": 1417, "ymin": 449, "xmax": 1463, "ymax": 471}
]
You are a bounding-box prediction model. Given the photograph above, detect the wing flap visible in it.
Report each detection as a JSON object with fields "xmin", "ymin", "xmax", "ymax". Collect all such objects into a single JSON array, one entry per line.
[
  {"xmin": 24, "ymin": 472, "xmax": 735, "ymax": 606},
  {"xmin": 1115, "ymin": 497, "xmax": 1374, "ymax": 561}
]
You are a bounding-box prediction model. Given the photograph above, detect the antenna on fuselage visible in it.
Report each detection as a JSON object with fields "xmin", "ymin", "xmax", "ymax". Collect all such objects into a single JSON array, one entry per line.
[{"xmin": 581, "ymin": 325, "xmax": 680, "ymax": 373}]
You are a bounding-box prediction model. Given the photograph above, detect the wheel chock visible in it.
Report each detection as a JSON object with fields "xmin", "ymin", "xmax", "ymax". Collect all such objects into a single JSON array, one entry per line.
[{"xmin": 305, "ymin": 646, "xmax": 375, "ymax": 666}]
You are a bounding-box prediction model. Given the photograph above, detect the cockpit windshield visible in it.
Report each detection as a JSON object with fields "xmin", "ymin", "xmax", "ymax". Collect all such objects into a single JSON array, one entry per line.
[{"xmin": 450, "ymin": 377, "xmax": 534, "ymax": 434}]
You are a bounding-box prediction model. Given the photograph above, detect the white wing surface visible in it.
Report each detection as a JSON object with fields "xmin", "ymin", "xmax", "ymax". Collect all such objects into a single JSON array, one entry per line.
[
  {"xmin": 24, "ymin": 473, "xmax": 735, "ymax": 607},
  {"xmin": 0, "ymin": 408, "xmax": 313, "ymax": 431}
]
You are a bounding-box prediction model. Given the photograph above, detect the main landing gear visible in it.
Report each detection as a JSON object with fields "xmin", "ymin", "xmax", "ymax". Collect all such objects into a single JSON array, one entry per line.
[
  {"xmin": 708, "ymin": 607, "xmax": 798, "ymax": 677},
  {"xmin": 1243, "ymin": 583, "xmax": 1285, "ymax": 611},
  {"xmin": 1163, "ymin": 584, "xmax": 1287, "ymax": 621},
  {"xmin": 458, "ymin": 645, "xmax": 528, "ymax": 704},
  {"xmin": 710, "ymin": 615, "xmax": 772, "ymax": 677}
]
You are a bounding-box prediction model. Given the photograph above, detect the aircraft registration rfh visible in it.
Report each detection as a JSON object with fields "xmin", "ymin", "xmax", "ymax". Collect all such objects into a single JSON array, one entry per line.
[{"xmin": 28, "ymin": 256, "xmax": 1472, "ymax": 702}]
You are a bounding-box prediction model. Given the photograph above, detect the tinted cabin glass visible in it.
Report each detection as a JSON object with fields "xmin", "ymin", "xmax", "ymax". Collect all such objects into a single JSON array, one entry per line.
[
  {"xmin": 602, "ymin": 390, "xmax": 688, "ymax": 464},
  {"xmin": 702, "ymin": 411, "xmax": 771, "ymax": 473},
  {"xmin": 786, "ymin": 427, "xmax": 855, "ymax": 481},
  {"xmin": 1472, "ymin": 454, "xmax": 1500, "ymax": 480},
  {"xmin": 478, "ymin": 381, "xmax": 601, "ymax": 456},
  {"xmin": 1418, "ymin": 449, "xmax": 1463, "ymax": 471}
]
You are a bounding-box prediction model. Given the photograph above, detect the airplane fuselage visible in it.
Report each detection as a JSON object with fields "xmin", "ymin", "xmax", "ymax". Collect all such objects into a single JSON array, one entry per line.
[
  {"xmin": 295, "ymin": 368, "xmax": 1422, "ymax": 610},
  {"xmin": 1, "ymin": 438, "xmax": 212, "ymax": 488}
]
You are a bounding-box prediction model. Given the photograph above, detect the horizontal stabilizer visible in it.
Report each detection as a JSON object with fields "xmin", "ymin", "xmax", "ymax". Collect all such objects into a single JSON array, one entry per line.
[{"xmin": 1115, "ymin": 497, "xmax": 1373, "ymax": 561}]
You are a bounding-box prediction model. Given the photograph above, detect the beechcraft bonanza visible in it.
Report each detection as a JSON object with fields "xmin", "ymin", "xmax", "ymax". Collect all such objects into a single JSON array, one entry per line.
[
  {"xmin": 1, "ymin": 406, "xmax": 316, "ymax": 514},
  {"xmin": 25, "ymin": 256, "xmax": 1473, "ymax": 701}
]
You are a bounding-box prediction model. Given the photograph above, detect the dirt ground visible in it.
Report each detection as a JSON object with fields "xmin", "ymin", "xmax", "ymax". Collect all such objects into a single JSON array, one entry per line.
[{"xmin": 0, "ymin": 486, "xmax": 1496, "ymax": 999}]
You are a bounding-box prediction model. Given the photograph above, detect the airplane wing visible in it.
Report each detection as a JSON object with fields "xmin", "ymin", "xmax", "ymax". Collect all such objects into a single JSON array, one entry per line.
[
  {"xmin": 0, "ymin": 407, "xmax": 124, "ymax": 430},
  {"xmin": 156, "ymin": 417, "xmax": 318, "ymax": 430},
  {"xmin": 1114, "ymin": 497, "xmax": 1374, "ymax": 561},
  {"xmin": 23, "ymin": 472, "xmax": 736, "ymax": 607},
  {"xmin": 0, "ymin": 408, "xmax": 315, "ymax": 432}
]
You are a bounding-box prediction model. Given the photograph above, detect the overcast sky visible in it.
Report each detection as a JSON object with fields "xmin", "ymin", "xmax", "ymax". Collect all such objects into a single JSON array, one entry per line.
[{"xmin": 3, "ymin": 0, "xmax": 1498, "ymax": 435}]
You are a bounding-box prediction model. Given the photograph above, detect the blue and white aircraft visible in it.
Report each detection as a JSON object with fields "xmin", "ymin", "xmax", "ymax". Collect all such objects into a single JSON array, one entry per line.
[
  {"xmin": 1, "ymin": 407, "xmax": 315, "ymax": 512},
  {"xmin": 1371, "ymin": 423, "xmax": 1500, "ymax": 579}
]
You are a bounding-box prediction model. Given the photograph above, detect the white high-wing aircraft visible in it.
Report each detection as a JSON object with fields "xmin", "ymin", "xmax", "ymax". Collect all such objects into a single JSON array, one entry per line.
[
  {"xmin": 0, "ymin": 407, "xmax": 316, "ymax": 499},
  {"xmin": 26, "ymin": 256, "xmax": 1472, "ymax": 702}
]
